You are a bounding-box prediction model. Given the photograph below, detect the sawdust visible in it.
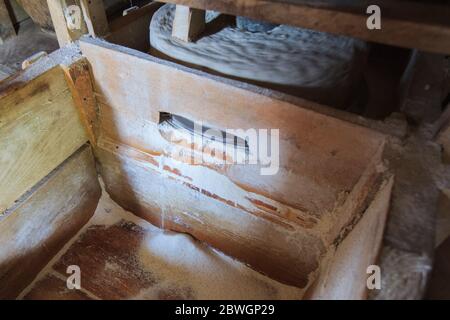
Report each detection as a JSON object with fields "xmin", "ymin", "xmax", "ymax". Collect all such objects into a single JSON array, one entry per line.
[{"xmin": 21, "ymin": 184, "xmax": 305, "ymax": 300}]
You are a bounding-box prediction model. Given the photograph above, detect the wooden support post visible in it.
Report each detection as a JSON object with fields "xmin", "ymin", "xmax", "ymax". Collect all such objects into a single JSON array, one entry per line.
[
  {"xmin": 172, "ymin": 5, "xmax": 205, "ymax": 42},
  {"xmin": 47, "ymin": 0, "xmax": 108, "ymax": 47},
  {"xmin": 47, "ymin": 0, "xmax": 81, "ymax": 47},
  {"xmin": 80, "ymin": 0, "xmax": 109, "ymax": 37},
  {"xmin": 0, "ymin": 0, "xmax": 16, "ymax": 44}
]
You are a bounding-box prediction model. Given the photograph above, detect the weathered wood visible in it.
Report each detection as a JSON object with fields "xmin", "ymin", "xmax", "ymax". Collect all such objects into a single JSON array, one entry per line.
[
  {"xmin": 107, "ymin": 2, "xmax": 163, "ymax": 51},
  {"xmin": 94, "ymin": 145, "xmax": 324, "ymax": 288},
  {"xmin": 0, "ymin": 66, "xmax": 88, "ymax": 214},
  {"xmin": 79, "ymin": 38, "xmax": 390, "ymax": 288},
  {"xmin": 160, "ymin": 0, "xmax": 450, "ymax": 54},
  {"xmin": 171, "ymin": 5, "xmax": 205, "ymax": 42},
  {"xmin": 47, "ymin": 0, "xmax": 89, "ymax": 47},
  {"xmin": 62, "ymin": 58, "xmax": 99, "ymax": 145},
  {"xmin": 306, "ymin": 176, "xmax": 394, "ymax": 299},
  {"xmin": 80, "ymin": 38, "xmax": 387, "ymax": 220},
  {"xmin": 17, "ymin": 0, "xmax": 54, "ymax": 30},
  {"xmin": 26, "ymin": 205, "xmax": 304, "ymax": 300},
  {"xmin": 24, "ymin": 274, "xmax": 93, "ymax": 300},
  {"xmin": 80, "ymin": 0, "xmax": 109, "ymax": 37},
  {"xmin": 47, "ymin": 0, "xmax": 75, "ymax": 46},
  {"xmin": 0, "ymin": 0, "xmax": 16, "ymax": 43},
  {"xmin": 0, "ymin": 145, "xmax": 101, "ymax": 299}
]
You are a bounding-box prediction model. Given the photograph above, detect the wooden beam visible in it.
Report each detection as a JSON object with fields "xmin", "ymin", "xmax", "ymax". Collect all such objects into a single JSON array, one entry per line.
[
  {"xmin": 47, "ymin": 0, "xmax": 77, "ymax": 46},
  {"xmin": 80, "ymin": 0, "xmax": 109, "ymax": 37},
  {"xmin": 0, "ymin": 0, "xmax": 16, "ymax": 43},
  {"xmin": 0, "ymin": 145, "xmax": 101, "ymax": 299},
  {"xmin": 171, "ymin": 5, "xmax": 205, "ymax": 42},
  {"xmin": 159, "ymin": 0, "xmax": 450, "ymax": 54},
  {"xmin": 107, "ymin": 2, "xmax": 163, "ymax": 51},
  {"xmin": 0, "ymin": 66, "xmax": 88, "ymax": 214}
]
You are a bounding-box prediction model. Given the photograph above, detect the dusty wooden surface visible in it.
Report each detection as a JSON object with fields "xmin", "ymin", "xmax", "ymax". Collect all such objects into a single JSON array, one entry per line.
[
  {"xmin": 306, "ymin": 176, "xmax": 394, "ymax": 299},
  {"xmin": 0, "ymin": 145, "xmax": 101, "ymax": 299},
  {"xmin": 171, "ymin": 5, "xmax": 205, "ymax": 42},
  {"xmin": 79, "ymin": 38, "xmax": 389, "ymax": 288},
  {"xmin": 0, "ymin": 66, "xmax": 88, "ymax": 215},
  {"xmin": 24, "ymin": 192, "xmax": 306, "ymax": 300},
  {"xmin": 159, "ymin": 0, "xmax": 450, "ymax": 54},
  {"xmin": 107, "ymin": 2, "xmax": 162, "ymax": 51}
]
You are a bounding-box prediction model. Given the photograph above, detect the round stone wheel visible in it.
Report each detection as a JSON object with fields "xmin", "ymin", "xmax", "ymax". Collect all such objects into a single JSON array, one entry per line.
[{"xmin": 150, "ymin": 4, "xmax": 368, "ymax": 109}]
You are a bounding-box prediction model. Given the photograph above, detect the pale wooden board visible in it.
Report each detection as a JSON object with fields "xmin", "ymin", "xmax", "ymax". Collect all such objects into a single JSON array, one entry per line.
[
  {"xmin": 0, "ymin": 66, "xmax": 88, "ymax": 214},
  {"xmin": 78, "ymin": 38, "xmax": 391, "ymax": 289},
  {"xmin": 46, "ymin": 0, "xmax": 89, "ymax": 47},
  {"xmin": 94, "ymin": 146, "xmax": 324, "ymax": 288},
  {"xmin": 62, "ymin": 58, "xmax": 99, "ymax": 145},
  {"xmin": 107, "ymin": 2, "xmax": 163, "ymax": 51},
  {"xmin": 46, "ymin": 0, "xmax": 73, "ymax": 47},
  {"xmin": 306, "ymin": 176, "xmax": 394, "ymax": 300},
  {"xmin": 159, "ymin": 0, "xmax": 450, "ymax": 54},
  {"xmin": 80, "ymin": 0, "xmax": 109, "ymax": 37},
  {"xmin": 0, "ymin": 145, "xmax": 101, "ymax": 299}
]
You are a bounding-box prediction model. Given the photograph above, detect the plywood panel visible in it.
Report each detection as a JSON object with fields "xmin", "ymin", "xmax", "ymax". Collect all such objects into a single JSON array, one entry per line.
[
  {"xmin": 0, "ymin": 66, "xmax": 88, "ymax": 214},
  {"xmin": 0, "ymin": 145, "xmax": 101, "ymax": 299}
]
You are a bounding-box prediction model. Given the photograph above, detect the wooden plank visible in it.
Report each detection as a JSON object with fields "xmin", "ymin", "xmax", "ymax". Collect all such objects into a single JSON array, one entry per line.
[
  {"xmin": 107, "ymin": 2, "xmax": 163, "ymax": 51},
  {"xmin": 25, "ymin": 195, "xmax": 305, "ymax": 300},
  {"xmin": 0, "ymin": 0, "xmax": 16, "ymax": 43},
  {"xmin": 306, "ymin": 176, "xmax": 394, "ymax": 299},
  {"xmin": 52, "ymin": 221, "xmax": 161, "ymax": 300},
  {"xmin": 171, "ymin": 5, "xmax": 205, "ymax": 42},
  {"xmin": 159, "ymin": 0, "xmax": 450, "ymax": 54},
  {"xmin": 94, "ymin": 146, "xmax": 325, "ymax": 288},
  {"xmin": 80, "ymin": 38, "xmax": 387, "ymax": 222},
  {"xmin": 17, "ymin": 0, "xmax": 54, "ymax": 30},
  {"xmin": 0, "ymin": 145, "xmax": 101, "ymax": 299},
  {"xmin": 79, "ymin": 38, "xmax": 390, "ymax": 288},
  {"xmin": 47, "ymin": 0, "xmax": 88, "ymax": 47},
  {"xmin": 47, "ymin": 0, "xmax": 74, "ymax": 46},
  {"xmin": 0, "ymin": 66, "xmax": 88, "ymax": 214},
  {"xmin": 80, "ymin": 0, "xmax": 109, "ymax": 37},
  {"xmin": 62, "ymin": 58, "xmax": 99, "ymax": 145},
  {"xmin": 24, "ymin": 274, "xmax": 93, "ymax": 300}
]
